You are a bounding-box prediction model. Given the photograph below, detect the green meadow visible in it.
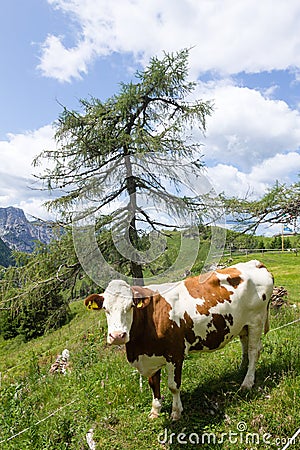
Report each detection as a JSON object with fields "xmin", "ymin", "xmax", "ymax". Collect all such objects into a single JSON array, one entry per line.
[{"xmin": 0, "ymin": 251, "xmax": 299, "ymax": 449}]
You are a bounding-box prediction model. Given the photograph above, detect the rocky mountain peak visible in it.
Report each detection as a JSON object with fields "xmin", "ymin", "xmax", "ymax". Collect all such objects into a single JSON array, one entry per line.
[
  {"xmin": 0, "ymin": 206, "xmax": 55, "ymax": 252},
  {"xmin": 0, "ymin": 206, "xmax": 27, "ymax": 224}
]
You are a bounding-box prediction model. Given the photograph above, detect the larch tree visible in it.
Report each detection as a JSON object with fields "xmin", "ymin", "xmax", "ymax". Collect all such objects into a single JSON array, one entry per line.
[
  {"xmin": 34, "ymin": 49, "xmax": 214, "ymax": 284},
  {"xmin": 222, "ymin": 179, "xmax": 300, "ymax": 234}
]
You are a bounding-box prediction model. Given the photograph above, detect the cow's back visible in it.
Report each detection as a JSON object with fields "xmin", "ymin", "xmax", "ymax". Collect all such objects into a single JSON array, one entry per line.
[
  {"xmin": 234, "ymin": 260, "xmax": 274, "ymax": 303},
  {"xmin": 159, "ymin": 260, "xmax": 273, "ymax": 352}
]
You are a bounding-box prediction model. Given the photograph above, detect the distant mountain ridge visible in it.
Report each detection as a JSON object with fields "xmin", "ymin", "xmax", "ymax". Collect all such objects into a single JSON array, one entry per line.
[
  {"xmin": 0, "ymin": 206, "xmax": 55, "ymax": 253},
  {"xmin": 0, "ymin": 236, "xmax": 12, "ymax": 267}
]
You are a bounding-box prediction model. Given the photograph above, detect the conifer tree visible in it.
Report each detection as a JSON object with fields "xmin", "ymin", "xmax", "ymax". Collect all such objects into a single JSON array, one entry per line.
[{"xmin": 35, "ymin": 49, "xmax": 213, "ymax": 283}]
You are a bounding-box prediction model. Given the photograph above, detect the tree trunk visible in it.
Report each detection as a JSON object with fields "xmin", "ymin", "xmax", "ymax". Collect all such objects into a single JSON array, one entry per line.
[{"xmin": 124, "ymin": 155, "xmax": 144, "ymax": 285}]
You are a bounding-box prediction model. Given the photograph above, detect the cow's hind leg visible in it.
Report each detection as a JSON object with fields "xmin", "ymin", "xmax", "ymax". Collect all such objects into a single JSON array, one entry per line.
[
  {"xmin": 239, "ymin": 325, "xmax": 249, "ymax": 370},
  {"xmin": 241, "ymin": 325, "xmax": 263, "ymax": 390},
  {"xmin": 166, "ymin": 362, "xmax": 183, "ymax": 421},
  {"xmin": 148, "ymin": 370, "xmax": 162, "ymax": 418}
]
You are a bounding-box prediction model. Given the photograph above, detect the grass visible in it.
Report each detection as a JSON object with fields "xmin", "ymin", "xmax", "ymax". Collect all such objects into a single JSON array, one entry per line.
[{"xmin": 0, "ymin": 252, "xmax": 299, "ymax": 449}]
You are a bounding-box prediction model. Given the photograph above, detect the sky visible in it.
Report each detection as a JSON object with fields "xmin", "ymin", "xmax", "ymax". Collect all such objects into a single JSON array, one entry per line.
[{"xmin": 1, "ymin": 0, "xmax": 300, "ymax": 235}]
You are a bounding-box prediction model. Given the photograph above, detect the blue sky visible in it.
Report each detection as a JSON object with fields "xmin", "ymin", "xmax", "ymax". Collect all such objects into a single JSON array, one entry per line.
[
  {"xmin": 0, "ymin": 0, "xmax": 133, "ymax": 137},
  {"xmin": 1, "ymin": 0, "xmax": 300, "ymax": 235}
]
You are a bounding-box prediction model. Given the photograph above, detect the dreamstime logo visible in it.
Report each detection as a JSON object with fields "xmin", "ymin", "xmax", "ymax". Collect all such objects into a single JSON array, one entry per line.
[
  {"xmin": 157, "ymin": 422, "xmax": 300, "ymax": 447},
  {"xmin": 236, "ymin": 421, "xmax": 247, "ymax": 432},
  {"xmin": 72, "ymin": 159, "xmax": 227, "ymax": 288}
]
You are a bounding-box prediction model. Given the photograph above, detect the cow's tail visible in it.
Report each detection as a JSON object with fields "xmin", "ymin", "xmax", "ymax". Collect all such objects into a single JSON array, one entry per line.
[
  {"xmin": 264, "ymin": 305, "xmax": 270, "ymax": 334},
  {"xmin": 264, "ymin": 291, "xmax": 273, "ymax": 334},
  {"xmin": 262, "ymin": 265, "xmax": 274, "ymax": 335}
]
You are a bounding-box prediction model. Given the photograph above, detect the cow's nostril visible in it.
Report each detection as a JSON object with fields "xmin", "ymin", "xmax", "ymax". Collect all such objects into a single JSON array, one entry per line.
[{"xmin": 109, "ymin": 332, "xmax": 127, "ymax": 341}]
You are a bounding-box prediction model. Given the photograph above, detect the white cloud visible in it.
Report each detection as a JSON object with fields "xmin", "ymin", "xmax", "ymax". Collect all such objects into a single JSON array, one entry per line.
[
  {"xmin": 38, "ymin": 35, "xmax": 92, "ymax": 82},
  {"xmin": 250, "ymin": 151, "xmax": 300, "ymax": 184},
  {"xmin": 194, "ymin": 80, "xmax": 300, "ymax": 170},
  {"xmin": 207, "ymin": 164, "xmax": 261, "ymax": 198},
  {"xmin": 0, "ymin": 125, "xmax": 54, "ymax": 177},
  {"xmin": 39, "ymin": 0, "xmax": 300, "ymax": 82},
  {"xmin": 0, "ymin": 126, "xmax": 56, "ymax": 219},
  {"xmin": 19, "ymin": 199, "xmax": 56, "ymax": 221},
  {"xmin": 207, "ymin": 151, "xmax": 300, "ymax": 199}
]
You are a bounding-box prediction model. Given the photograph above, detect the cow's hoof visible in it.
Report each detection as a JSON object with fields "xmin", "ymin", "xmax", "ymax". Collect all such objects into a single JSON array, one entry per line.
[
  {"xmin": 241, "ymin": 382, "xmax": 253, "ymax": 390},
  {"xmin": 170, "ymin": 411, "xmax": 181, "ymax": 421}
]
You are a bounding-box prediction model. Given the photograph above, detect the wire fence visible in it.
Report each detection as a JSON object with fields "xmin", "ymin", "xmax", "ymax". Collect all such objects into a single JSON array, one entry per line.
[
  {"xmin": 222, "ymin": 248, "xmax": 299, "ymax": 258},
  {"xmin": 0, "ymin": 315, "xmax": 101, "ymax": 381},
  {"xmin": 0, "ymin": 398, "xmax": 79, "ymax": 445}
]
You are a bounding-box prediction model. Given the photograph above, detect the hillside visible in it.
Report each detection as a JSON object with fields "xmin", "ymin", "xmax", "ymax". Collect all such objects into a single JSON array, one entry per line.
[
  {"xmin": 0, "ymin": 206, "xmax": 55, "ymax": 252},
  {"xmin": 0, "ymin": 252, "xmax": 299, "ymax": 449},
  {"xmin": 0, "ymin": 237, "xmax": 12, "ymax": 267}
]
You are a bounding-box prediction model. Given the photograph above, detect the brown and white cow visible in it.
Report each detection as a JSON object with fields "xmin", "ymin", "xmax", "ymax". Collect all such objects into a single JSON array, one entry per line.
[{"xmin": 84, "ymin": 260, "xmax": 273, "ymax": 420}]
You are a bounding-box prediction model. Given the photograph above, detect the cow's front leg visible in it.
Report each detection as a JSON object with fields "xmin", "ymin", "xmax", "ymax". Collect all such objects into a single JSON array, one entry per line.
[
  {"xmin": 166, "ymin": 362, "xmax": 183, "ymax": 421},
  {"xmin": 148, "ymin": 370, "xmax": 162, "ymax": 418}
]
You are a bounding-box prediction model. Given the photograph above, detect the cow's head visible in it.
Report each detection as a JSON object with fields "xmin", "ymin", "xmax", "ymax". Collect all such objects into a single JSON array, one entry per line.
[{"xmin": 84, "ymin": 280, "xmax": 152, "ymax": 345}]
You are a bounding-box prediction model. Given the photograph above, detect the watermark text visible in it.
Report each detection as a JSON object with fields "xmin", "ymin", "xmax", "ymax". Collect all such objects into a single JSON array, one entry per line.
[{"xmin": 158, "ymin": 422, "xmax": 299, "ymax": 447}]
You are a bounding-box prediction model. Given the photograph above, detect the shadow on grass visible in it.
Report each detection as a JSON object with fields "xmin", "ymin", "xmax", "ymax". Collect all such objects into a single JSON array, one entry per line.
[{"xmin": 158, "ymin": 351, "xmax": 299, "ymax": 449}]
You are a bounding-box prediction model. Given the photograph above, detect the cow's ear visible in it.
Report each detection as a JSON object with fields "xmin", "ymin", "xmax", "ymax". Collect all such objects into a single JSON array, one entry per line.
[
  {"xmin": 131, "ymin": 286, "xmax": 152, "ymax": 309},
  {"xmin": 84, "ymin": 294, "xmax": 104, "ymax": 310}
]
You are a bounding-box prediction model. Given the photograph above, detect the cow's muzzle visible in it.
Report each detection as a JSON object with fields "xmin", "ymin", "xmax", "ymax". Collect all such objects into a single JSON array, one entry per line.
[{"xmin": 108, "ymin": 331, "xmax": 128, "ymax": 345}]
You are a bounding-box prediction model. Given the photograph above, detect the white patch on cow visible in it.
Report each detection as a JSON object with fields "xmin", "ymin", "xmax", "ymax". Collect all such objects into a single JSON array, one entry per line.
[
  {"xmin": 103, "ymin": 280, "xmax": 134, "ymax": 343},
  {"xmin": 131, "ymin": 354, "xmax": 167, "ymax": 378},
  {"xmin": 237, "ymin": 260, "xmax": 273, "ymax": 302},
  {"xmin": 149, "ymin": 398, "xmax": 162, "ymax": 419},
  {"xmin": 157, "ymin": 282, "xmax": 206, "ymax": 328},
  {"xmin": 147, "ymin": 282, "xmax": 180, "ymax": 296}
]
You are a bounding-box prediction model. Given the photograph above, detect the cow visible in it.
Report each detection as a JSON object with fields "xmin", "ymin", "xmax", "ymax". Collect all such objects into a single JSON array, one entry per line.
[{"xmin": 84, "ymin": 260, "xmax": 274, "ymax": 420}]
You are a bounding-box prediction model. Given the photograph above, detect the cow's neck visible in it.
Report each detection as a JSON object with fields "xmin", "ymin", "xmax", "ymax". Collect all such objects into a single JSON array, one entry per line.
[{"xmin": 126, "ymin": 293, "xmax": 173, "ymax": 356}]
